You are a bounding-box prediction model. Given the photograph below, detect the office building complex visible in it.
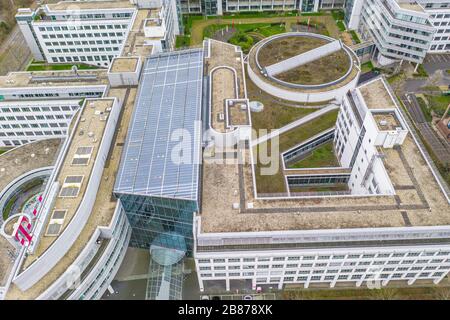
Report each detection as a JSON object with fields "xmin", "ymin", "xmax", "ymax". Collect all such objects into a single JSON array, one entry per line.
[
  {"xmin": 194, "ymin": 38, "xmax": 450, "ymax": 292},
  {"xmin": 1, "ymin": 0, "xmax": 449, "ymax": 299},
  {"xmin": 16, "ymin": 0, "xmax": 180, "ymax": 67},
  {"xmin": 345, "ymin": 0, "xmax": 449, "ymax": 65},
  {"xmin": 0, "ymin": 70, "xmax": 107, "ymax": 147},
  {"xmin": 179, "ymin": 0, "xmax": 345, "ymax": 15}
]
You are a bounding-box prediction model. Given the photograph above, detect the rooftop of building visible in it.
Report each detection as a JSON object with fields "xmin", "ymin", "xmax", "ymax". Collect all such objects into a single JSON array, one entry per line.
[
  {"xmin": 205, "ymin": 40, "xmax": 247, "ymax": 133},
  {"xmin": 199, "ymin": 73, "xmax": 450, "ymax": 233},
  {"xmin": 395, "ymin": 0, "xmax": 425, "ymax": 13},
  {"xmin": 247, "ymin": 33, "xmax": 360, "ymax": 94},
  {"xmin": 20, "ymin": 98, "xmax": 115, "ymax": 271},
  {"xmin": 0, "ymin": 236, "xmax": 15, "ymax": 287},
  {"xmin": 110, "ymin": 57, "xmax": 139, "ymax": 73},
  {"xmin": 0, "ymin": 138, "xmax": 62, "ymax": 288},
  {"xmin": 0, "ymin": 69, "xmax": 108, "ymax": 89},
  {"xmin": 122, "ymin": 9, "xmax": 155, "ymax": 58},
  {"xmin": 358, "ymin": 78, "xmax": 397, "ymax": 110},
  {"xmin": 0, "ymin": 139, "xmax": 62, "ymax": 196},
  {"xmin": 372, "ymin": 111, "xmax": 403, "ymax": 131},
  {"xmin": 46, "ymin": 0, "xmax": 135, "ymax": 11},
  {"xmin": 5, "ymin": 87, "xmax": 137, "ymax": 300},
  {"xmin": 114, "ymin": 49, "xmax": 203, "ymax": 201}
]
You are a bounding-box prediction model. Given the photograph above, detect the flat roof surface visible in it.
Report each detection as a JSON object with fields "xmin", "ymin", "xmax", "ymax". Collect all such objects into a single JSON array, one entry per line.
[
  {"xmin": 110, "ymin": 57, "xmax": 139, "ymax": 73},
  {"xmin": 114, "ymin": 49, "xmax": 203, "ymax": 201},
  {"xmin": 200, "ymin": 133, "xmax": 450, "ymax": 233},
  {"xmin": 21, "ymin": 98, "xmax": 114, "ymax": 270},
  {"xmin": 47, "ymin": 1, "xmax": 135, "ymax": 11},
  {"xmin": 359, "ymin": 78, "xmax": 397, "ymax": 110},
  {"xmin": 206, "ymin": 40, "xmax": 246, "ymax": 133},
  {"xmin": 0, "ymin": 139, "xmax": 61, "ymax": 198},
  {"xmin": 372, "ymin": 111, "xmax": 402, "ymax": 131},
  {"xmin": 200, "ymin": 76, "xmax": 450, "ymax": 233},
  {"xmin": 396, "ymin": 1, "xmax": 425, "ymax": 13},
  {"xmin": 248, "ymin": 36, "xmax": 359, "ymax": 94},
  {"xmin": 0, "ymin": 70, "xmax": 108, "ymax": 88},
  {"xmin": 0, "ymin": 236, "xmax": 15, "ymax": 287},
  {"xmin": 122, "ymin": 9, "xmax": 154, "ymax": 58},
  {"xmin": 6, "ymin": 87, "xmax": 136, "ymax": 300}
]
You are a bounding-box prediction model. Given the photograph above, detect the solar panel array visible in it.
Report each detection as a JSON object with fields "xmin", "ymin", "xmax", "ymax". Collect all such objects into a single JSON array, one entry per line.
[{"xmin": 115, "ymin": 49, "xmax": 203, "ymax": 201}]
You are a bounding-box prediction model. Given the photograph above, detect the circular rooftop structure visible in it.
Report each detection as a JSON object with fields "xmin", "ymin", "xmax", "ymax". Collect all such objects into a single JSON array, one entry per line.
[{"xmin": 248, "ymin": 32, "xmax": 360, "ymax": 103}]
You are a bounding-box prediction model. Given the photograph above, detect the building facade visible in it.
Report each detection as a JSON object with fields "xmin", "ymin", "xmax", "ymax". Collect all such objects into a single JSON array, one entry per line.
[{"xmin": 16, "ymin": 2, "xmax": 137, "ymax": 67}]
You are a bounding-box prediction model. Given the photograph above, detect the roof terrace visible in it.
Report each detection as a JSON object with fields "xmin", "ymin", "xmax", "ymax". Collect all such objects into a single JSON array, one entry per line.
[
  {"xmin": 358, "ymin": 78, "xmax": 397, "ymax": 110},
  {"xmin": 21, "ymin": 98, "xmax": 115, "ymax": 269},
  {"xmin": 6, "ymin": 87, "xmax": 136, "ymax": 300},
  {"xmin": 46, "ymin": 1, "xmax": 135, "ymax": 11},
  {"xmin": 0, "ymin": 70, "xmax": 108, "ymax": 88}
]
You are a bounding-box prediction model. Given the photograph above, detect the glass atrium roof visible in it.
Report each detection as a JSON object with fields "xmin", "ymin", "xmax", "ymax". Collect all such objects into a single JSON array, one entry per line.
[{"xmin": 114, "ymin": 48, "xmax": 203, "ymax": 201}]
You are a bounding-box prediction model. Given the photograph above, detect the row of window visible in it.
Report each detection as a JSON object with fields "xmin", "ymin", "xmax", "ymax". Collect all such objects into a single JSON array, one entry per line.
[
  {"xmin": 37, "ymin": 24, "xmax": 128, "ymax": 33},
  {"xmin": 0, "ymin": 105, "xmax": 77, "ymax": 113},
  {"xmin": 0, "ymin": 128, "xmax": 67, "ymax": 137},
  {"xmin": 43, "ymin": 32, "xmax": 124, "ymax": 42},
  {"xmin": 201, "ymin": 271, "xmax": 446, "ymax": 281},
  {"xmin": 51, "ymin": 55, "xmax": 114, "ymax": 65},
  {"xmin": 200, "ymin": 264, "xmax": 450, "ymax": 273},
  {"xmin": 198, "ymin": 252, "xmax": 450, "ymax": 264},
  {"xmin": 0, "ymin": 114, "xmax": 72, "ymax": 121}
]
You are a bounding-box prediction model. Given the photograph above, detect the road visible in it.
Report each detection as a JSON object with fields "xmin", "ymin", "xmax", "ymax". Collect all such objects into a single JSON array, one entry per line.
[
  {"xmin": 403, "ymin": 53, "xmax": 450, "ymax": 94},
  {"xmin": 401, "ymin": 94, "xmax": 450, "ymax": 165}
]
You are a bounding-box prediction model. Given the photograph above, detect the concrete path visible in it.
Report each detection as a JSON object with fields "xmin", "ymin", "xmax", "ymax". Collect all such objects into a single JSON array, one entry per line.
[{"xmin": 251, "ymin": 104, "xmax": 340, "ymax": 147}]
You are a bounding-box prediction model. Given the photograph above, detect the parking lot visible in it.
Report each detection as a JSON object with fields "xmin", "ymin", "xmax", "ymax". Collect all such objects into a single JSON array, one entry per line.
[
  {"xmin": 424, "ymin": 53, "xmax": 450, "ymax": 64},
  {"xmin": 423, "ymin": 53, "xmax": 450, "ymax": 74}
]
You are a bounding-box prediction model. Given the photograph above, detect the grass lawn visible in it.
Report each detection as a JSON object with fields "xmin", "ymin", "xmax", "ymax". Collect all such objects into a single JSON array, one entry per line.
[
  {"xmin": 246, "ymin": 73, "xmax": 317, "ymax": 133},
  {"xmin": 361, "ymin": 61, "xmax": 375, "ymax": 73},
  {"xmin": 413, "ymin": 64, "xmax": 428, "ymax": 77},
  {"xmin": 387, "ymin": 72, "xmax": 405, "ymax": 85},
  {"xmin": 175, "ymin": 35, "xmax": 190, "ymax": 48},
  {"xmin": 336, "ymin": 20, "xmax": 346, "ymax": 31},
  {"xmin": 0, "ymin": 149, "xmax": 7, "ymax": 155},
  {"xmin": 187, "ymin": 14, "xmax": 340, "ymax": 46},
  {"xmin": 416, "ymin": 96, "xmax": 433, "ymax": 122},
  {"xmin": 2, "ymin": 194, "xmax": 16, "ymax": 221},
  {"xmin": 276, "ymin": 49, "xmax": 350, "ymax": 85},
  {"xmin": 349, "ymin": 30, "xmax": 361, "ymax": 44},
  {"xmin": 424, "ymin": 94, "xmax": 450, "ymax": 117},
  {"xmin": 331, "ymin": 10, "xmax": 345, "ymax": 21},
  {"xmin": 26, "ymin": 63, "xmax": 100, "ymax": 72},
  {"xmin": 203, "ymin": 22, "xmax": 285, "ymax": 42},
  {"xmin": 254, "ymin": 109, "xmax": 339, "ymax": 194},
  {"xmin": 289, "ymin": 141, "xmax": 339, "ymax": 168}
]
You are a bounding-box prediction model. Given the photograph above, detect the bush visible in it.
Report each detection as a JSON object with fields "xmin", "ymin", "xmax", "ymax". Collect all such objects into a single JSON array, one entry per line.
[
  {"xmin": 331, "ymin": 10, "xmax": 345, "ymax": 21},
  {"xmin": 228, "ymin": 31, "xmax": 254, "ymax": 53},
  {"xmin": 336, "ymin": 21, "xmax": 346, "ymax": 31},
  {"xmin": 413, "ymin": 64, "xmax": 428, "ymax": 77}
]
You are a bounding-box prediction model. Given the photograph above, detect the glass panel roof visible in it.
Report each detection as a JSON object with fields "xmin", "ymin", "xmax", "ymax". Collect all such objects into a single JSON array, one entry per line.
[{"xmin": 114, "ymin": 49, "xmax": 203, "ymax": 201}]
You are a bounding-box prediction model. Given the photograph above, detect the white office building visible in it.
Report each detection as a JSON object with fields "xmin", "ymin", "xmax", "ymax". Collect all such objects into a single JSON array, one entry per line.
[
  {"xmin": 345, "ymin": 0, "xmax": 449, "ymax": 65},
  {"xmin": 16, "ymin": 0, "xmax": 180, "ymax": 67},
  {"xmin": 421, "ymin": 1, "xmax": 450, "ymax": 52},
  {"xmin": 0, "ymin": 70, "xmax": 108, "ymax": 147},
  {"xmin": 195, "ymin": 48, "xmax": 450, "ymax": 292},
  {"xmin": 16, "ymin": 1, "xmax": 137, "ymax": 67}
]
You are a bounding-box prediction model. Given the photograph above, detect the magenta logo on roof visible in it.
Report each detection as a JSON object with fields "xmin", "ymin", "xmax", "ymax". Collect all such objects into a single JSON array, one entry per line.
[{"xmin": 0, "ymin": 194, "xmax": 43, "ymax": 248}]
